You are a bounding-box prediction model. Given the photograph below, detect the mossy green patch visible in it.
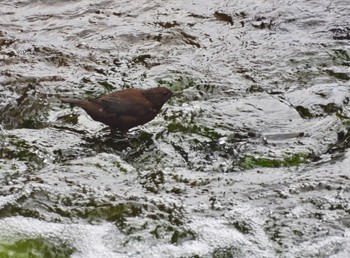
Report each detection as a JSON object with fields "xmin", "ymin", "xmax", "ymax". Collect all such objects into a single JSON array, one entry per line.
[
  {"xmin": 149, "ymin": 224, "xmax": 195, "ymax": 244},
  {"xmin": 329, "ymin": 49, "xmax": 350, "ymax": 67},
  {"xmin": 0, "ymin": 135, "xmax": 45, "ymax": 172},
  {"xmin": 241, "ymin": 153, "xmax": 308, "ymax": 169},
  {"xmin": 295, "ymin": 106, "xmax": 313, "ymax": 119},
  {"xmin": 212, "ymin": 246, "xmax": 242, "ymax": 258},
  {"xmin": 167, "ymin": 122, "xmax": 221, "ymax": 140},
  {"xmin": 157, "ymin": 76, "xmax": 195, "ymax": 92},
  {"xmin": 56, "ymin": 113, "xmax": 79, "ymax": 125},
  {"xmin": 94, "ymin": 163, "xmax": 103, "ymax": 169},
  {"xmin": 342, "ymin": 120, "xmax": 350, "ymax": 126},
  {"xmin": 170, "ymin": 229, "xmax": 196, "ymax": 244},
  {"xmin": 114, "ymin": 161, "xmax": 128, "ymax": 173},
  {"xmin": 98, "ymin": 80, "xmax": 115, "ymax": 91},
  {"xmin": 78, "ymin": 202, "xmax": 143, "ymax": 223},
  {"xmin": 0, "ymin": 238, "xmax": 74, "ymax": 258},
  {"xmin": 325, "ymin": 70, "xmax": 350, "ymax": 80},
  {"xmin": 1, "ymin": 137, "xmax": 37, "ymax": 161}
]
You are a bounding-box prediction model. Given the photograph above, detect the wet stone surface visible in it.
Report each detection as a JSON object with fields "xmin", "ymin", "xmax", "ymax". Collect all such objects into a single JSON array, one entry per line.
[{"xmin": 1, "ymin": 0, "xmax": 350, "ymax": 257}]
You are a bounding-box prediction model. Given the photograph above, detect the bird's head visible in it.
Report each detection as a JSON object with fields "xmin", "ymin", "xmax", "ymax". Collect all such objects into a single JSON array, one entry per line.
[{"xmin": 143, "ymin": 87, "xmax": 181, "ymax": 109}]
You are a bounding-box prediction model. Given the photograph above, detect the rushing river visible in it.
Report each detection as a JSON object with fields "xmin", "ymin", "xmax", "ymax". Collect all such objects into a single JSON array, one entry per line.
[{"xmin": 1, "ymin": 0, "xmax": 350, "ymax": 257}]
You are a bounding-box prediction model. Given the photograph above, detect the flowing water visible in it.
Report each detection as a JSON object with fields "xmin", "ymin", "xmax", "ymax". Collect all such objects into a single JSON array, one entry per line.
[{"xmin": 1, "ymin": 0, "xmax": 350, "ymax": 257}]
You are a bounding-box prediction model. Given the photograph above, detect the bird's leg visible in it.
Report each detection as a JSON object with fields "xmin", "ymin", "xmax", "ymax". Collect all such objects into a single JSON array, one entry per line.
[
  {"xmin": 121, "ymin": 131, "xmax": 128, "ymax": 138},
  {"xmin": 109, "ymin": 127, "xmax": 117, "ymax": 135},
  {"xmin": 110, "ymin": 127, "xmax": 128, "ymax": 139}
]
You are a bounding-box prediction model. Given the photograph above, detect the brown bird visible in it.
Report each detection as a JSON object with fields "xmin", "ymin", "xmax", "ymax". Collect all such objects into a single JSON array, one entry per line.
[{"xmin": 61, "ymin": 87, "xmax": 179, "ymax": 137}]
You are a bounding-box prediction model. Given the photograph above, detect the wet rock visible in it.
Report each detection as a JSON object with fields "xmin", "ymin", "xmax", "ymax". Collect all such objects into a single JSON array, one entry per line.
[
  {"xmin": 214, "ymin": 11, "xmax": 233, "ymax": 26},
  {"xmin": 331, "ymin": 27, "xmax": 350, "ymax": 40}
]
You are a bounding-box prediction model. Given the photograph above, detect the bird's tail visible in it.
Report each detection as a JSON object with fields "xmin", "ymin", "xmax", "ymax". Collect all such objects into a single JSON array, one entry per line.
[{"xmin": 60, "ymin": 98, "xmax": 82, "ymax": 105}]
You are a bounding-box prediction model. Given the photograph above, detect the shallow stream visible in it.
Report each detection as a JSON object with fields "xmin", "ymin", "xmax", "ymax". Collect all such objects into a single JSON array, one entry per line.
[{"xmin": 1, "ymin": 0, "xmax": 350, "ymax": 257}]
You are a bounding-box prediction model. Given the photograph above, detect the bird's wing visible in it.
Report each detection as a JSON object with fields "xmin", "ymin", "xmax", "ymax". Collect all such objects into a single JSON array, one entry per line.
[{"xmin": 88, "ymin": 95, "xmax": 152, "ymax": 117}]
